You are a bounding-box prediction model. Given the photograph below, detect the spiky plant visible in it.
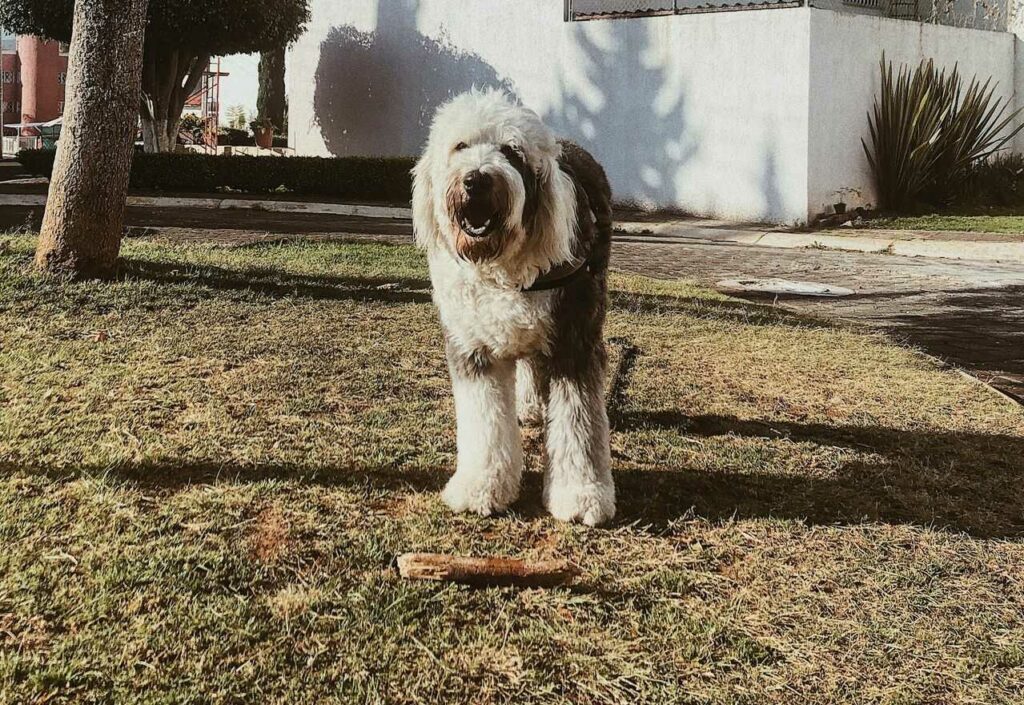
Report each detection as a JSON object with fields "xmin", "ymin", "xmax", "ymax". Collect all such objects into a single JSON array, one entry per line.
[
  {"xmin": 863, "ymin": 55, "xmax": 1024, "ymax": 211},
  {"xmin": 928, "ymin": 71, "xmax": 1024, "ymax": 205}
]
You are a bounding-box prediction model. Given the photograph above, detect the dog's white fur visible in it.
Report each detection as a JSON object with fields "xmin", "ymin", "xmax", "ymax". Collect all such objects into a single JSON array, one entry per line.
[{"xmin": 413, "ymin": 89, "xmax": 615, "ymax": 526}]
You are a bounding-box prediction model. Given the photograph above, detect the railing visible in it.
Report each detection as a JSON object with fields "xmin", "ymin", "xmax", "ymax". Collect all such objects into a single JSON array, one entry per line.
[
  {"xmin": 2, "ymin": 135, "xmax": 42, "ymax": 155},
  {"xmin": 566, "ymin": 0, "xmax": 805, "ymax": 20}
]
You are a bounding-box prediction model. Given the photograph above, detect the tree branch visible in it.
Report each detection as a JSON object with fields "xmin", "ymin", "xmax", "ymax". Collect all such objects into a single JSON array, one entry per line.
[
  {"xmin": 156, "ymin": 48, "xmax": 179, "ymax": 115},
  {"xmin": 396, "ymin": 553, "xmax": 581, "ymax": 588},
  {"xmin": 181, "ymin": 52, "xmax": 210, "ymax": 102}
]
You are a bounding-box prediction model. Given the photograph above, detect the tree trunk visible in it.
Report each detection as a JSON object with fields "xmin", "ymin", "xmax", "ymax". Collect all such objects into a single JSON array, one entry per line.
[
  {"xmin": 139, "ymin": 47, "xmax": 209, "ymax": 153},
  {"xmin": 34, "ymin": 0, "xmax": 149, "ymax": 279},
  {"xmin": 140, "ymin": 116, "xmax": 177, "ymax": 153},
  {"xmin": 257, "ymin": 47, "xmax": 287, "ymax": 132}
]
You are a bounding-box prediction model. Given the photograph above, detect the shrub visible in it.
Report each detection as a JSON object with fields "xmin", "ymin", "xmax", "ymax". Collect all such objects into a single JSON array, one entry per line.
[
  {"xmin": 863, "ymin": 56, "xmax": 1024, "ymax": 211},
  {"xmin": 17, "ymin": 150, "xmax": 414, "ymax": 203},
  {"xmin": 957, "ymin": 153, "xmax": 1024, "ymax": 208},
  {"xmin": 16, "ymin": 148, "xmax": 57, "ymax": 178},
  {"xmin": 217, "ymin": 128, "xmax": 254, "ymax": 146}
]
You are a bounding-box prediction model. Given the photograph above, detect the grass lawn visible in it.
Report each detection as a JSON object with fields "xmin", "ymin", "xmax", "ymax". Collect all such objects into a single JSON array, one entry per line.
[
  {"xmin": 1, "ymin": 234, "xmax": 1023, "ymax": 704},
  {"xmin": 865, "ymin": 213, "xmax": 1024, "ymax": 235}
]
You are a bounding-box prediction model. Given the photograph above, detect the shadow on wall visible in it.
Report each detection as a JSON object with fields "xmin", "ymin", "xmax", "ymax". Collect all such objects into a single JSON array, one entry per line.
[
  {"xmin": 313, "ymin": 0, "xmax": 514, "ymax": 157},
  {"xmin": 760, "ymin": 131, "xmax": 785, "ymax": 223},
  {"xmin": 545, "ymin": 19, "xmax": 699, "ymax": 210}
]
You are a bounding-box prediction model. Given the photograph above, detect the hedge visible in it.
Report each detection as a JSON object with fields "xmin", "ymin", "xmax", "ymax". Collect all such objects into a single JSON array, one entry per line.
[{"xmin": 17, "ymin": 150, "xmax": 415, "ymax": 203}]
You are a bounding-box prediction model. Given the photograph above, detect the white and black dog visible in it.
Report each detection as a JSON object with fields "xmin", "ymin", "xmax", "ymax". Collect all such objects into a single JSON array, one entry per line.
[{"xmin": 412, "ymin": 89, "xmax": 615, "ymax": 526}]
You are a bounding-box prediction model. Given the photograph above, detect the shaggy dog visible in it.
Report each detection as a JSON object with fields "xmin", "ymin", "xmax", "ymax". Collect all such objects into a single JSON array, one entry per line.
[{"xmin": 412, "ymin": 89, "xmax": 615, "ymax": 526}]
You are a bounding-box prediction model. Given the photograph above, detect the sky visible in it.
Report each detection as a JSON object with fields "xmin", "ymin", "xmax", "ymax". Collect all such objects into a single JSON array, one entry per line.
[{"xmin": 216, "ymin": 53, "xmax": 260, "ymax": 126}]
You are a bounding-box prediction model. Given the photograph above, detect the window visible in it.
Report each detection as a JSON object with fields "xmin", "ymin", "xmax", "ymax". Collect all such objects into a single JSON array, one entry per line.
[
  {"xmin": 57, "ymin": 71, "xmax": 67, "ymax": 86},
  {"xmin": 58, "ymin": 41, "xmax": 71, "ymax": 55},
  {"xmin": 1, "ymin": 69, "xmax": 16, "ymax": 84},
  {"xmin": 1, "ymin": 35, "xmax": 16, "ymax": 54}
]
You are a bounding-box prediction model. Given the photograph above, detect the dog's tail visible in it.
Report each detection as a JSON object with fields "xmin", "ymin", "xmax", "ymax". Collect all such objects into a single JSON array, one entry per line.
[{"xmin": 557, "ymin": 140, "xmax": 613, "ymax": 273}]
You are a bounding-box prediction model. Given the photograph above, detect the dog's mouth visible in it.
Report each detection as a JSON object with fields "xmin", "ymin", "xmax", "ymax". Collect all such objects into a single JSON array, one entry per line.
[{"xmin": 457, "ymin": 202, "xmax": 499, "ymax": 239}]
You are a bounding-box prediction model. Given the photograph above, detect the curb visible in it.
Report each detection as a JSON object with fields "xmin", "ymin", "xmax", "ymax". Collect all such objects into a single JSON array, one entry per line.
[
  {"xmin": 0, "ymin": 193, "xmax": 413, "ymax": 220},
  {"xmin": 615, "ymin": 221, "xmax": 1024, "ymax": 264}
]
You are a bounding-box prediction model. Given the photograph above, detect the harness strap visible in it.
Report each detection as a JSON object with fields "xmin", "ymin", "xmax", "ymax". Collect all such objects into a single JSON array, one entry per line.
[{"xmin": 523, "ymin": 258, "xmax": 590, "ymax": 292}]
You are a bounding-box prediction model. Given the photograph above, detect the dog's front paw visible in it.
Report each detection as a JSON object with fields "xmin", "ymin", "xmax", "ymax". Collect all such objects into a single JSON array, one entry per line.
[
  {"xmin": 544, "ymin": 480, "xmax": 616, "ymax": 527},
  {"xmin": 442, "ymin": 470, "xmax": 519, "ymax": 517}
]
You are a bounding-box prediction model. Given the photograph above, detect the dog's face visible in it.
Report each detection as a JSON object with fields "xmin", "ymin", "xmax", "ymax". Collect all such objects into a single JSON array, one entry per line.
[
  {"xmin": 413, "ymin": 90, "xmax": 560, "ymax": 263},
  {"xmin": 443, "ymin": 139, "xmax": 537, "ymax": 262}
]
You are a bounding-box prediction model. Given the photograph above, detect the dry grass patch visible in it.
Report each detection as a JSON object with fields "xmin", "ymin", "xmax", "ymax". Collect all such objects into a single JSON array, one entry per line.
[{"xmin": 0, "ymin": 234, "xmax": 1022, "ymax": 704}]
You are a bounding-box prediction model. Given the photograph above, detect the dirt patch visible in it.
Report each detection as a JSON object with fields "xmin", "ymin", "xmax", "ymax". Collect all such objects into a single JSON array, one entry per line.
[{"xmin": 249, "ymin": 506, "xmax": 292, "ymax": 565}]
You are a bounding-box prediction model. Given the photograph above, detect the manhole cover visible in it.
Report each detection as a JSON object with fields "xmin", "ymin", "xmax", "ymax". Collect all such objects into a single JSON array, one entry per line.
[{"xmin": 716, "ymin": 278, "xmax": 855, "ymax": 297}]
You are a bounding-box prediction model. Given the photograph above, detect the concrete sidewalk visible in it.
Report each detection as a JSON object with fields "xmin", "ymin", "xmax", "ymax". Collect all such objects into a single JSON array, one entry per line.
[
  {"xmin": 613, "ymin": 218, "xmax": 1024, "ymax": 264},
  {"xmin": 0, "ymin": 192, "xmax": 412, "ymax": 221},
  {"xmin": 2, "ymin": 188, "xmax": 1023, "ymax": 264}
]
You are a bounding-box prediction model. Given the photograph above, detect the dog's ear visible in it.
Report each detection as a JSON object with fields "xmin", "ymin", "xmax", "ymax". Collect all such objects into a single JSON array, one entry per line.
[
  {"xmin": 411, "ymin": 155, "xmax": 436, "ymax": 250},
  {"xmin": 528, "ymin": 158, "xmax": 577, "ymax": 257}
]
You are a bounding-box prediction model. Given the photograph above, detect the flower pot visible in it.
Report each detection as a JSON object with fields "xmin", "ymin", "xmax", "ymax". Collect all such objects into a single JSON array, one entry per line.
[
  {"xmin": 254, "ymin": 127, "xmax": 274, "ymax": 149},
  {"xmin": 833, "ymin": 202, "xmax": 847, "ymax": 215}
]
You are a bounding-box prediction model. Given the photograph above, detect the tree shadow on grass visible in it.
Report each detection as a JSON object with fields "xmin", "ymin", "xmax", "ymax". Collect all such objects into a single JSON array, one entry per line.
[
  {"xmin": 6, "ymin": 247, "xmax": 1021, "ymax": 538},
  {"xmin": 2, "ymin": 414, "xmax": 1021, "ymax": 538},
  {"xmin": 609, "ymin": 412, "xmax": 1024, "ymax": 539},
  {"xmin": 118, "ymin": 258, "xmax": 433, "ymax": 305},
  {"xmin": 610, "ymin": 290, "xmax": 833, "ymax": 331}
]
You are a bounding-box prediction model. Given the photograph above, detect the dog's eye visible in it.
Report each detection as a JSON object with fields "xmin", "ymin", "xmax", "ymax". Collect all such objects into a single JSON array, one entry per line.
[
  {"xmin": 454, "ymin": 142, "xmax": 468, "ymax": 152},
  {"xmin": 500, "ymin": 144, "xmax": 524, "ymax": 163}
]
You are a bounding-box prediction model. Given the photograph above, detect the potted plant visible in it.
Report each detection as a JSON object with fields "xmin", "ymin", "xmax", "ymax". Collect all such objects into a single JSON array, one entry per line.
[
  {"xmin": 250, "ymin": 117, "xmax": 275, "ymax": 149},
  {"xmin": 831, "ymin": 187, "xmax": 861, "ymax": 215}
]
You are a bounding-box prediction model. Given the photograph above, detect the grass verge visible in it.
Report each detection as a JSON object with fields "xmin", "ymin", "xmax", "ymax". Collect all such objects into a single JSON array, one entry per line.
[
  {"xmin": 1, "ymin": 235, "xmax": 1022, "ymax": 704},
  {"xmin": 865, "ymin": 214, "xmax": 1024, "ymax": 235}
]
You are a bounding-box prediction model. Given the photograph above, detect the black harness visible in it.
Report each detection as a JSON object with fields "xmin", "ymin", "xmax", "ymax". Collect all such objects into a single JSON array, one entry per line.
[{"xmin": 523, "ymin": 257, "xmax": 591, "ymax": 292}]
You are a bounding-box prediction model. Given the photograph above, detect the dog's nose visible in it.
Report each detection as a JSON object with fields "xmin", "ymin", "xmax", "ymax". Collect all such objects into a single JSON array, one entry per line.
[{"xmin": 463, "ymin": 171, "xmax": 492, "ymax": 195}]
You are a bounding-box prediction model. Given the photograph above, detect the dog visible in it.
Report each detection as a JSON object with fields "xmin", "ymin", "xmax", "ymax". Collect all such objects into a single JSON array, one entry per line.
[{"xmin": 412, "ymin": 89, "xmax": 615, "ymax": 526}]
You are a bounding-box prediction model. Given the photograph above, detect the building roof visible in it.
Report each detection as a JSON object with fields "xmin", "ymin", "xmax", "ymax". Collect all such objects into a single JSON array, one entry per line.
[
  {"xmin": 3, "ymin": 117, "xmax": 62, "ymax": 129},
  {"xmin": 570, "ymin": 0, "xmax": 802, "ymax": 18}
]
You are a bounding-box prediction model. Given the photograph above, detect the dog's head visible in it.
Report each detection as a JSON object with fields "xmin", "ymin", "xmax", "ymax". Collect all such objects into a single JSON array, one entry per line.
[{"xmin": 412, "ymin": 90, "xmax": 573, "ymax": 270}]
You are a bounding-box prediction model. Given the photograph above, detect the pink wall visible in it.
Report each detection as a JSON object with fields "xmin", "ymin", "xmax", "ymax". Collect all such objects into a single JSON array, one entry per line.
[{"xmin": 4, "ymin": 37, "xmax": 68, "ymax": 132}]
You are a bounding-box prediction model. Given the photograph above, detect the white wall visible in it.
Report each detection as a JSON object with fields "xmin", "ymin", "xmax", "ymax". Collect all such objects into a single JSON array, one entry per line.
[
  {"xmin": 807, "ymin": 9, "xmax": 1016, "ymax": 214},
  {"xmin": 809, "ymin": 0, "xmax": 1011, "ymax": 31},
  {"xmin": 289, "ymin": 0, "xmax": 813, "ymax": 223},
  {"xmin": 288, "ymin": 1, "xmax": 1021, "ymax": 223}
]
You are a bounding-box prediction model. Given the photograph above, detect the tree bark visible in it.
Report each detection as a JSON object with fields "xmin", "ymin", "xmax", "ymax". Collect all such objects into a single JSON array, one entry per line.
[
  {"xmin": 34, "ymin": 0, "xmax": 149, "ymax": 279},
  {"xmin": 139, "ymin": 47, "xmax": 209, "ymax": 153},
  {"xmin": 257, "ymin": 47, "xmax": 287, "ymax": 132}
]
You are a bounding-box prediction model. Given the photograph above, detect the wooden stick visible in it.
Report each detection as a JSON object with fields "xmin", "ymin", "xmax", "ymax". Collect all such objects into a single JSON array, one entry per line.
[{"xmin": 396, "ymin": 553, "xmax": 581, "ymax": 588}]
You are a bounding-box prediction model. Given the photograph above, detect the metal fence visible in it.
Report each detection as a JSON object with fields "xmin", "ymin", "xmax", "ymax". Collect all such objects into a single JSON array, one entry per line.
[{"xmin": 566, "ymin": 0, "xmax": 805, "ymax": 20}]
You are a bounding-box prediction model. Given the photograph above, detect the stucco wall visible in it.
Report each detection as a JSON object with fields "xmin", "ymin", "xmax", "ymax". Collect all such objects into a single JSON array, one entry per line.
[
  {"xmin": 288, "ymin": 0, "xmax": 812, "ymax": 223},
  {"xmin": 288, "ymin": 2, "xmax": 1021, "ymax": 223},
  {"xmin": 808, "ymin": 0, "xmax": 1011, "ymax": 31},
  {"xmin": 807, "ymin": 9, "xmax": 1016, "ymax": 214}
]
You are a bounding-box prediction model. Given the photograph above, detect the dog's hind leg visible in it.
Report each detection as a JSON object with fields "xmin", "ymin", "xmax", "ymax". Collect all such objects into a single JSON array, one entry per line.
[
  {"xmin": 442, "ymin": 345, "xmax": 523, "ymax": 516},
  {"xmin": 516, "ymin": 356, "xmax": 549, "ymax": 427},
  {"xmin": 543, "ymin": 350, "xmax": 615, "ymax": 526}
]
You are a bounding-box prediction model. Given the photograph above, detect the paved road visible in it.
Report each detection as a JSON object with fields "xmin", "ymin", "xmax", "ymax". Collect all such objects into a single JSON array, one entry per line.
[{"xmin": 4, "ymin": 203, "xmax": 1022, "ymax": 402}]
